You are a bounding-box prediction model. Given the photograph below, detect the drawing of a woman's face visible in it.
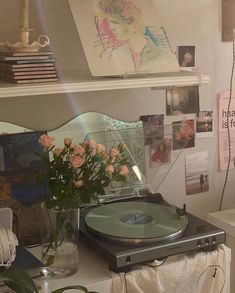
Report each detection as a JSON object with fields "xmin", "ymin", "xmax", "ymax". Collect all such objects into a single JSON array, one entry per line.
[{"xmin": 97, "ymin": 0, "xmax": 144, "ymax": 47}]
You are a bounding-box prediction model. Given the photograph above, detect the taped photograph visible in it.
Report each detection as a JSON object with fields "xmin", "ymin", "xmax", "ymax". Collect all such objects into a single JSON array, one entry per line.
[
  {"xmin": 196, "ymin": 111, "xmax": 213, "ymax": 138},
  {"xmin": 140, "ymin": 114, "xmax": 164, "ymax": 145},
  {"xmin": 178, "ymin": 45, "xmax": 195, "ymax": 68},
  {"xmin": 166, "ymin": 86, "xmax": 199, "ymax": 115},
  {"xmin": 185, "ymin": 151, "xmax": 209, "ymax": 195},
  {"xmin": 172, "ymin": 119, "xmax": 195, "ymax": 150},
  {"xmin": 150, "ymin": 138, "xmax": 172, "ymax": 167}
]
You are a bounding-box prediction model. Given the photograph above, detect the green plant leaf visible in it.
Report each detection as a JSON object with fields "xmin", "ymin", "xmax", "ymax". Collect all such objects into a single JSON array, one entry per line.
[
  {"xmin": 45, "ymin": 254, "xmax": 55, "ymax": 267},
  {"xmin": 0, "ymin": 267, "xmax": 39, "ymax": 293}
]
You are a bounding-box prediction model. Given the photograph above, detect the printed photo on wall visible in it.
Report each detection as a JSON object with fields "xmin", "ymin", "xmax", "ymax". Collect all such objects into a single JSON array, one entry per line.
[
  {"xmin": 166, "ymin": 86, "xmax": 199, "ymax": 115},
  {"xmin": 196, "ymin": 111, "xmax": 213, "ymax": 138},
  {"xmin": 140, "ymin": 114, "xmax": 164, "ymax": 145},
  {"xmin": 185, "ymin": 151, "xmax": 209, "ymax": 195},
  {"xmin": 172, "ymin": 119, "xmax": 195, "ymax": 150},
  {"xmin": 178, "ymin": 46, "xmax": 195, "ymax": 68},
  {"xmin": 150, "ymin": 138, "xmax": 172, "ymax": 167},
  {"xmin": 68, "ymin": 0, "xmax": 180, "ymax": 76}
]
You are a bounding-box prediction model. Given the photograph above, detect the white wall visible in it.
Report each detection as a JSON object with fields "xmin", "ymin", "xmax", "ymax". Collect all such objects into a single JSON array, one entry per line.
[{"xmin": 0, "ymin": 0, "xmax": 234, "ymax": 219}]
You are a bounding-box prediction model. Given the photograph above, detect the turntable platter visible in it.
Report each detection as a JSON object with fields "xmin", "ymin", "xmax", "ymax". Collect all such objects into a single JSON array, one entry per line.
[{"xmin": 85, "ymin": 201, "xmax": 188, "ymax": 244}]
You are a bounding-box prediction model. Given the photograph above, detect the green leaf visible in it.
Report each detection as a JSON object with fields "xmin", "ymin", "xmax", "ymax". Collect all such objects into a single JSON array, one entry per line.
[
  {"xmin": 0, "ymin": 267, "xmax": 39, "ymax": 293},
  {"xmin": 45, "ymin": 254, "xmax": 55, "ymax": 267}
]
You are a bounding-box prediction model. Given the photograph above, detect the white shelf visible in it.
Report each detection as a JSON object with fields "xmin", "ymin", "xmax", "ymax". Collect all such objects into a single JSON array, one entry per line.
[{"xmin": 0, "ymin": 70, "xmax": 209, "ymax": 98}]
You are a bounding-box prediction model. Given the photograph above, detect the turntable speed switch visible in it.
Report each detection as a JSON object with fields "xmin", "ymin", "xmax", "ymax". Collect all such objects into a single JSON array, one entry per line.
[
  {"xmin": 197, "ymin": 240, "xmax": 202, "ymax": 248},
  {"xmin": 205, "ymin": 239, "xmax": 210, "ymax": 246},
  {"xmin": 126, "ymin": 256, "xmax": 131, "ymax": 264}
]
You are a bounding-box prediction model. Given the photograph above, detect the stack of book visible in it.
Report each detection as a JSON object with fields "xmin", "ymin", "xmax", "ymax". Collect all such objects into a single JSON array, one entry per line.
[{"xmin": 0, "ymin": 51, "xmax": 58, "ymax": 84}]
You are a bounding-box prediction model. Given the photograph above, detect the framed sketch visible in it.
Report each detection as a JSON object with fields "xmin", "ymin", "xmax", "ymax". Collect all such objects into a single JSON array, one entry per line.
[{"xmin": 68, "ymin": 0, "xmax": 180, "ymax": 76}]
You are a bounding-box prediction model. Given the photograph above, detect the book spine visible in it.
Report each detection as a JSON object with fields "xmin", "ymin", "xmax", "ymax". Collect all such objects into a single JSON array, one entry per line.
[
  {"xmin": 0, "ymin": 56, "xmax": 53, "ymax": 61},
  {"xmin": 0, "ymin": 66, "xmax": 55, "ymax": 73},
  {"xmin": 0, "ymin": 73, "xmax": 57, "ymax": 80},
  {"xmin": 11, "ymin": 59, "xmax": 56, "ymax": 64},
  {"xmin": 6, "ymin": 70, "xmax": 57, "ymax": 76},
  {"xmin": 0, "ymin": 51, "xmax": 54, "ymax": 57},
  {"xmin": 0, "ymin": 62, "xmax": 55, "ymax": 69},
  {"xmin": 1, "ymin": 77, "xmax": 59, "ymax": 84}
]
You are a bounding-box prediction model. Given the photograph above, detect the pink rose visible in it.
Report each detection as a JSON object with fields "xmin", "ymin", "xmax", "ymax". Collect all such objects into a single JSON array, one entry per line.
[
  {"xmin": 96, "ymin": 144, "xmax": 106, "ymax": 154},
  {"xmin": 110, "ymin": 148, "xmax": 119, "ymax": 158},
  {"xmin": 53, "ymin": 147, "xmax": 63, "ymax": 157},
  {"xmin": 89, "ymin": 140, "xmax": 96, "ymax": 148},
  {"xmin": 84, "ymin": 140, "xmax": 96, "ymax": 149},
  {"xmin": 119, "ymin": 165, "xmax": 129, "ymax": 176},
  {"xmin": 74, "ymin": 145, "xmax": 85, "ymax": 156},
  {"xmin": 70, "ymin": 156, "xmax": 84, "ymax": 168},
  {"xmin": 74, "ymin": 180, "xmax": 83, "ymax": 187},
  {"xmin": 106, "ymin": 164, "xmax": 114, "ymax": 174},
  {"xmin": 70, "ymin": 144, "xmax": 75, "ymax": 151},
  {"xmin": 39, "ymin": 134, "xmax": 55, "ymax": 148},
  {"xmin": 64, "ymin": 137, "xmax": 72, "ymax": 146},
  {"xmin": 90, "ymin": 149, "xmax": 97, "ymax": 157}
]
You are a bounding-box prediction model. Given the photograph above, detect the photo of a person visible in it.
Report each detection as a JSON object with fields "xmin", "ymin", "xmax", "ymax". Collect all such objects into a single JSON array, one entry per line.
[
  {"xmin": 178, "ymin": 46, "xmax": 195, "ymax": 68},
  {"xmin": 140, "ymin": 114, "xmax": 164, "ymax": 145},
  {"xmin": 150, "ymin": 138, "xmax": 171, "ymax": 167},
  {"xmin": 173, "ymin": 119, "xmax": 195, "ymax": 150},
  {"xmin": 185, "ymin": 151, "xmax": 209, "ymax": 195}
]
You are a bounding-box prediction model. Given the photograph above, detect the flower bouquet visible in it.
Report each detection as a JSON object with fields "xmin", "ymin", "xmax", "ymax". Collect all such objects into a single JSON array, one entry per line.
[{"xmin": 39, "ymin": 134, "xmax": 129, "ymax": 277}]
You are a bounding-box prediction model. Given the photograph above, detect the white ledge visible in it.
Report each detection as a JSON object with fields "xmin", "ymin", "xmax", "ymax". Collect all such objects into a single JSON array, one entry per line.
[{"xmin": 0, "ymin": 70, "xmax": 210, "ymax": 98}]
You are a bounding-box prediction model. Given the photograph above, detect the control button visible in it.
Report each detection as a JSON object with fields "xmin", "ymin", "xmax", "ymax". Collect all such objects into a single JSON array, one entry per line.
[
  {"xmin": 205, "ymin": 239, "xmax": 210, "ymax": 246},
  {"xmin": 126, "ymin": 256, "xmax": 131, "ymax": 264},
  {"xmin": 197, "ymin": 240, "xmax": 202, "ymax": 247}
]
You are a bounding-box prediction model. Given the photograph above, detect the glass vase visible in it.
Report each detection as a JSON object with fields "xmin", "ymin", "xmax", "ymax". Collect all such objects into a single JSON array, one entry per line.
[{"xmin": 40, "ymin": 204, "xmax": 79, "ymax": 278}]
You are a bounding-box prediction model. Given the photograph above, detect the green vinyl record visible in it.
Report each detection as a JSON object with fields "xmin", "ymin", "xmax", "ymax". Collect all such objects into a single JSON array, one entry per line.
[{"xmin": 85, "ymin": 201, "xmax": 188, "ymax": 244}]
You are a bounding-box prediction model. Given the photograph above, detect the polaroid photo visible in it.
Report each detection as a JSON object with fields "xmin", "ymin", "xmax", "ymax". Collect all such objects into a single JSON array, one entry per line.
[
  {"xmin": 196, "ymin": 111, "xmax": 213, "ymax": 138},
  {"xmin": 185, "ymin": 151, "xmax": 209, "ymax": 195},
  {"xmin": 150, "ymin": 138, "xmax": 172, "ymax": 168},
  {"xmin": 172, "ymin": 119, "xmax": 195, "ymax": 150}
]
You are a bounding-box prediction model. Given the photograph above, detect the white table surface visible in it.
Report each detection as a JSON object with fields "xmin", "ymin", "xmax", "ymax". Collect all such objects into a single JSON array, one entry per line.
[
  {"xmin": 208, "ymin": 209, "xmax": 235, "ymax": 237},
  {"xmin": 29, "ymin": 243, "xmax": 114, "ymax": 293}
]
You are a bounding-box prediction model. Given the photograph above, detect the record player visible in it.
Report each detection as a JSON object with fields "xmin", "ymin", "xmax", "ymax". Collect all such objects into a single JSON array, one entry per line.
[{"xmin": 80, "ymin": 125, "xmax": 225, "ymax": 272}]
